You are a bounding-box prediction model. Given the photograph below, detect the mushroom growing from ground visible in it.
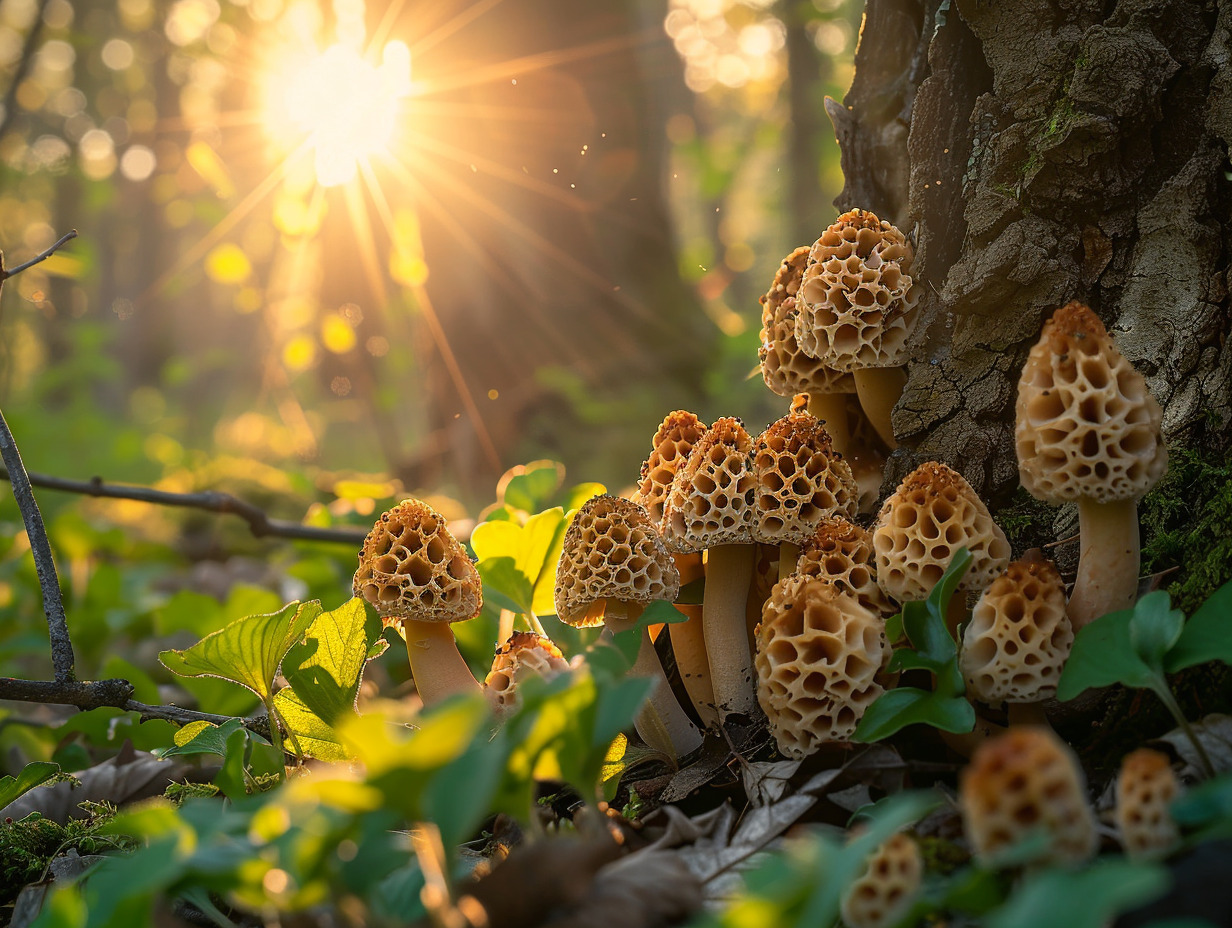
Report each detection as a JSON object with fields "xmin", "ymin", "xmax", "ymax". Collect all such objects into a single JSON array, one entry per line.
[
  {"xmin": 796, "ymin": 209, "xmax": 919, "ymax": 449},
  {"xmin": 353, "ymin": 498, "xmax": 483, "ymax": 706},
  {"xmin": 484, "ymin": 631, "xmax": 572, "ymax": 718},
  {"xmin": 840, "ymin": 832, "xmax": 924, "ymax": 928},
  {"xmin": 794, "ymin": 516, "xmax": 897, "ymax": 620},
  {"xmin": 1016, "ymin": 301, "xmax": 1168, "ymax": 629},
  {"xmin": 555, "ymin": 494, "xmax": 702, "ymax": 757},
  {"xmin": 959, "ymin": 726, "xmax": 1097, "ymax": 867},
  {"xmin": 1116, "ymin": 748, "xmax": 1181, "ymax": 861},
  {"xmin": 755, "ymin": 575, "xmax": 887, "ymax": 759}
]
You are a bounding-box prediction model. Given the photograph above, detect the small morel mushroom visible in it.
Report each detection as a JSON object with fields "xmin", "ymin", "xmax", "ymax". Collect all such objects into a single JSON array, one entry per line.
[
  {"xmin": 751, "ymin": 412, "xmax": 858, "ymax": 582},
  {"xmin": 1016, "ymin": 301, "xmax": 1167, "ymax": 629},
  {"xmin": 353, "ymin": 499, "xmax": 483, "ymax": 706},
  {"xmin": 796, "ymin": 209, "xmax": 919, "ymax": 449},
  {"xmin": 755, "ymin": 576, "xmax": 887, "ymax": 759},
  {"xmin": 555, "ymin": 494, "xmax": 702, "ymax": 757},
  {"xmin": 484, "ymin": 631, "xmax": 571, "ymax": 717},
  {"xmin": 840, "ymin": 832, "xmax": 924, "ymax": 928},
  {"xmin": 872, "ymin": 462, "xmax": 1010, "ymax": 624},
  {"xmin": 1116, "ymin": 748, "xmax": 1181, "ymax": 861},
  {"xmin": 759, "ymin": 245, "xmax": 857, "ymax": 454},
  {"xmin": 960, "ymin": 556, "xmax": 1073, "ymax": 723},
  {"xmin": 794, "ymin": 516, "xmax": 896, "ymax": 619},
  {"xmin": 662, "ymin": 417, "xmax": 760, "ymax": 731},
  {"xmin": 960, "ymin": 726, "xmax": 1097, "ymax": 867},
  {"xmin": 633, "ymin": 410, "xmax": 708, "ymax": 527}
]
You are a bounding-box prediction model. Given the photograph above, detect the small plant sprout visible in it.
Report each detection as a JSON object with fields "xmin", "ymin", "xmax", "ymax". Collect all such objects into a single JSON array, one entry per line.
[
  {"xmin": 796, "ymin": 209, "xmax": 919, "ymax": 449},
  {"xmin": 1116, "ymin": 748, "xmax": 1181, "ymax": 861},
  {"xmin": 1016, "ymin": 301, "xmax": 1168, "ymax": 630},
  {"xmin": 352, "ymin": 499, "xmax": 484, "ymax": 706}
]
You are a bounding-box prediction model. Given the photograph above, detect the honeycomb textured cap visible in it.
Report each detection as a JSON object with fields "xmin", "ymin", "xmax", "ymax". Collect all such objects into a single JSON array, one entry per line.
[
  {"xmin": 872, "ymin": 462, "xmax": 1010, "ymax": 603},
  {"xmin": 759, "ymin": 246, "xmax": 855, "ymax": 398},
  {"xmin": 752, "ymin": 413, "xmax": 858, "ymax": 545},
  {"xmin": 634, "ymin": 410, "xmax": 708, "ymax": 527},
  {"xmin": 961, "ymin": 559, "xmax": 1073, "ymax": 704},
  {"xmin": 555, "ymin": 495, "xmax": 681, "ymax": 627},
  {"xmin": 755, "ymin": 576, "xmax": 887, "ymax": 758},
  {"xmin": 353, "ymin": 498, "xmax": 482, "ymax": 623},
  {"xmin": 484, "ymin": 631, "xmax": 571, "ymax": 716},
  {"xmin": 840, "ymin": 833, "xmax": 923, "ymax": 928},
  {"xmin": 960, "ymin": 727, "xmax": 1097, "ymax": 866},
  {"xmin": 1115, "ymin": 748, "xmax": 1180, "ymax": 860},
  {"xmin": 795, "ymin": 516, "xmax": 896, "ymax": 618},
  {"xmin": 795, "ymin": 209, "xmax": 919, "ymax": 372},
  {"xmin": 662, "ymin": 417, "xmax": 757, "ymax": 552},
  {"xmin": 1017, "ymin": 301, "xmax": 1167, "ymax": 503}
]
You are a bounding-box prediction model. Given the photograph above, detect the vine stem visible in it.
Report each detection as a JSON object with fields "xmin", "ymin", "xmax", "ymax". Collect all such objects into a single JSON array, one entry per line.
[{"xmin": 1153, "ymin": 678, "xmax": 1216, "ymax": 780}]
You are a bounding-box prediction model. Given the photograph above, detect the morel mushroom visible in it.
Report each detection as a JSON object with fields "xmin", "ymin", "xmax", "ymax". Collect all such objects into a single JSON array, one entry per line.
[
  {"xmin": 354, "ymin": 499, "xmax": 483, "ymax": 706},
  {"xmin": 840, "ymin": 832, "xmax": 924, "ymax": 928},
  {"xmin": 1116, "ymin": 748, "xmax": 1181, "ymax": 861},
  {"xmin": 795, "ymin": 516, "xmax": 896, "ymax": 619},
  {"xmin": 484, "ymin": 631, "xmax": 571, "ymax": 717}
]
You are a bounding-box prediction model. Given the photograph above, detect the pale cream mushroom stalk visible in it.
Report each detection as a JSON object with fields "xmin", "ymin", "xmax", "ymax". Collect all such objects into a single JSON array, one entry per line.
[
  {"xmin": 1016, "ymin": 302, "xmax": 1167, "ymax": 630},
  {"xmin": 353, "ymin": 499, "xmax": 483, "ymax": 705}
]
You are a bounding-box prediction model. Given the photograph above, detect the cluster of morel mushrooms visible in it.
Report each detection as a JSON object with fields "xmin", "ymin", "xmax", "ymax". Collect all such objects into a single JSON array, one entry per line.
[{"xmin": 352, "ymin": 210, "xmax": 1177, "ymax": 917}]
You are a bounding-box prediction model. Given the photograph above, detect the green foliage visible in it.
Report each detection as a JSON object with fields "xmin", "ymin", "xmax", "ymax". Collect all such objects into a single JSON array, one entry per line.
[
  {"xmin": 0, "ymin": 761, "xmax": 60, "ymax": 808},
  {"xmin": 984, "ymin": 861, "xmax": 1169, "ymax": 928},
  {"xmin": 1, "ymin": 803, "xmax": 134, "ymax": 907},
  {"xmin": 855, "ymin": 549, "xmax": 976, "ymax": 741}
]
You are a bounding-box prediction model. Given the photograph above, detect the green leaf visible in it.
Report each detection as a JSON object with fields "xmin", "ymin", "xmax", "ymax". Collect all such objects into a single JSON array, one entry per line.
[
  {"xmin": 639, "ymin": 600, "xmax": 690, "ymax": 626},
  {"xmin": 473, "ymin": 508, "xmax": 566, "ymax": 619},
  {"xmin": 1057, "ymin": 608, "xmax": 1155, "ymax": 700},
  {"xmin": 162, "ymin": 718, "xmax": 246, "ymax": 758},
  {"xmin": 283, "ymin": 597, "xmax": 381, "ymax": 724},
  {"xmin": 1128, "ymin": 590, "xmax": 1185, "ymax": 671},
  {"xmin": 985, "ymin": 860, "xmax": 1169, "ymax": 928},
  {"xmin": 1170, "ymin": 771, "xmax": 1232, "ymax": 835},
  {"xmin": 272, "ymin": 688, "xmax": 349, "ymax": 762},
  {"xmin": 501, "ymin": 461, "xmax": 564, "ymax": 512},
  {"xmin": 853, "ymin": 687, "xmax": 975, "ymax": 742},
  {"xmin": 1167, "ymin": 578, "xmax": 1232, "ymax": 672},
  {"xmin": 217, "ymin": 725, "xmax": 252, "ymax": 800},
  {"xmin": 0, "ymin": 760, "xmax": 59, "ymax": 808},
  {"xmin": 422, "ymin": 725, "xmax": 511, "ymax": 848},
  {"xmin": 477, "ymin": 556, "xmax": 534, "ymax": 614},
  {"xmin": 563, "ymin": 482, "xmax": 606, "ymax": 513},
  {"xmin": 159, "ymin": 601, "xmax": 322, "ymax": 702}
]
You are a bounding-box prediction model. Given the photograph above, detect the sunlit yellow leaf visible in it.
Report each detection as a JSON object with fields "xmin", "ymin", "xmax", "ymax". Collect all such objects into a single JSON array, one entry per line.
[
  {"xmin": 283, "ymin": 335, "xmax": 316, "ymax": 372},
  {"xmin": 205, "ymin": 243, "xmax": 251, "ymax": 285},
  {"xmin": 321, "ymin": 314, "xmax": 357, "ymax": 353},
  {"xmin": 38, "ymin": 253, "xmax": 84, "ymax": 279},
  {"xmin": 186, "ymin": 140, "xmax": 236, "ymax": 198}
]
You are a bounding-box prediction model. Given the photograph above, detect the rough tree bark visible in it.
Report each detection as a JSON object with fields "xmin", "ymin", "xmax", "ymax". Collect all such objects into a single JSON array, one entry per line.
[{"xmin": 830, "ymin": 0, "xmax": 1232, "ymax": 502}]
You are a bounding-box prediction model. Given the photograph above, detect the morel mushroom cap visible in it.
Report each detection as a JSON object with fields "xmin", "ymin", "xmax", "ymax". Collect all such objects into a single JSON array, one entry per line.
[
  {"xmin": 960, "ymin": 727, "xmax": 1097, "ymax": 866},
  {"xmin": 795, "ymin": 209, "xmax": 919, "ymax": 372},
  {"xmin": 759, "ymin": 245, "xmax": 856, "ymax": 399},
  {"xmin": 554, "ymin": 495, "xmax": 680, "ymax": 628},
  {"xmin": 755, "ymin": 576, "xmax": 887, "ymax": 758},
  {"xmin": 872, "ymin": 462, "xmax": 1010, "ymax": 603},
  {"xmin": 1116, "ymin": 748, "xmax": 1181, "ymax": 861},
  {"xmin": 353, "ymin": 498, "xmax": 482, "ymax": 624},
  {"xmin": 484, "ymin": 631, "xmax": 571, "ymax": 716},
  {"xmin": 840, "ymin": 832, "xmax": 924, "ymax": 928},
  {"xmin": 961, "ymin": 558, "xmax": 1074, "ymax": 705},
  {"xmin": 751, "ymin": 413, "xmax": 858, "ymax": 546},
  {"xmin": 661, "ymin": 416, "xmax": 757, "ymax": 554},
  {"xmin": 633, "ymin": 410, "xmax": 708, "ymax": 526},
  {"xmin": 1016, "ymin": 301, "xmax": 1166, "ymax": 505},
  {"xmin": 795, "ymin": 516, "xmax": 896, "ymax": 618}
]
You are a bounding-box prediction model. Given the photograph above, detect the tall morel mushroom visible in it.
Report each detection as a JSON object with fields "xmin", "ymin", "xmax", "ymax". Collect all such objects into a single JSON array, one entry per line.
[
  {"xmin": 1016, "ymin": 301, "xmax": 1167, "ymax": 629},
  {"xmin": 354, "ymin": 498, "xmax": 483, "ymax": 706}
]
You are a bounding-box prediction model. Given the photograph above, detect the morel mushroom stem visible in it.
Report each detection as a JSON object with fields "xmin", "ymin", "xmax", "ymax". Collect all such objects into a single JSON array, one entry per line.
[
  {"xmin": 778, "ymin": 542, "xmax": 801, "ymax": 583},
  {"xmin": 703, "ymin": 543, "xmax": 758, "ymax": 723},
  {"xmin": 853, "ymin": 367, "xmax": 905, "ymax": 450},
  {"xmin": 668, "ymin": 553, "xmax": 718, "ymax": 728},
  {"xmin": 405, "ymin": 618, "xmax": 482, "ymax": 705},
  {"xmin": 1069, "ymin": 498, "xmax": 1140, "ymax": 630},
  {"xmin": 806, "ymin": 392, "xmax": 851, "ymax": 457}
]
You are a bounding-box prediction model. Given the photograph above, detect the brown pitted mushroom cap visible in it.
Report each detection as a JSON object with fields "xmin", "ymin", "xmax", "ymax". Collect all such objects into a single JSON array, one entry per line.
[
  {"xmin": 1116, "ymin": 748, "xmax": 1181, "ymax": 860},
  {"xmin": 840, "ymin": 832, "xmax": 924, "ymax": 928},
  {"xmin": 796, "ymin": 210, "xmax": 919, "ymax": 372},
  {"xmin": 353, "ymin": 498, "xmax": 482, "ymax": 624},
  {"xmin": 960, "ymin": 558, "xmax": 1074, "ymax": 705},
  {"xmin": 751, "ymin": 413, "xmax": 858, "ymax": 546},
  {"xmin": 795, "ymin": 516, "xmax": 897, "ymax": 619},
  {"xmin": 759, "ymin": 246, "xmax": 856, "ymax": 398},
  {"xmin": 484, "ymin": 631, "xmax": 572, "ymax": 715},
  {"xmin": 872, "ymin": 462, "xmax": 1010, "ymax": 603},
  {"xmin": 755, "ymin": 576, "xmax": 887, "ymax": 758},
  {"xmin": 960, "ymin": 727, "xmax": 1098, "ymax": 866},
  {"xmin": 662, "ymin": 416, "xmax": 757, "ymax": 553},
  {"xmin": 1017, "ymin": 302, "xmax": 1167, "ymax": 504},
  {"xmin": 633, "ymin": 410, "xmax": 708, "ymax": 526},
  {"xmin": 554, "ymin": 495, "xmax": 681, "ymax": 628}
]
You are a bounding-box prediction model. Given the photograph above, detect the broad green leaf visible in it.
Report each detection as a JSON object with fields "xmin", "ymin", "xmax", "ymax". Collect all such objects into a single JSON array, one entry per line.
[
  {"xmin": 477, "ymin": 556, "xmax": 534, "ymax": 614},
  {"xmin": 500, "ymin": 461, "xmax": 565, "ymax": 512},
  {"xmin": 985, "ymin": 860, "xmax": 1168, "ymax": 928},
  {"xmin": 1170, "ymin": 771, "xmax": 1232, "ymax": 837},
  {"xmin": 0, "ymin": 760, "xmax": 59, "ymax": 808},
  {"xmin": 273, "ymin": 688, "xmax": 349, "ymax": 762},
  {"xmin": 594, "ymin": 677, "xmax": 656, "ymax": 745},
  {"xmin": 1168, "ymin": 578, "xmax": 1232, "ymax": 671},
  {"xmin": 217, "ymin": 725, "xmax": 253, "ymax": 800},
  {"xmin": 422, "ymin": 725, "xmax": 511, "ymax": 848},
  {"xmin": 1128, "ymin": 590, "xmax": 1185, "ymax": 671},
  {"xmin": 639, "ymin": 600, "xmax": 691, "ymax": 626},
  {"xmin": 520, "ymin": 508, "xmax": 565, "ymax": 589},
  {"xmin": 473, "ymin": 509, "xmax": 566, "ymax": 619},
  {"xmin": 471, "ymin": 519, "xmax": 525, "ymax": 564},
  {"xmin": 339, "ymin": 698, "xmax": 491, "ymax": 776},
  {"xmin": 563, "ymin": 482, "xmax": 606, "ymax": 512},
  {"xmin": 853, "ymin": 687, "xmax": 975, "ymax": 742},
  {"xmin": 529, "ymin": 510, "xmax": 568, "ymax": 616},
  {"xmin": 283, "ymin": 597, "xmax": 381, "ymax": 724},
  {"xmin": 1057, "ymin": 608, "xmax": 1155, "ymax": 700},
  {"xmin": 159, "ymin": 601, "xmax": 322, "ymax": 702},
  {"xmin": 162, "ymin": 718, "xmax": 246, "ymax": 758}
]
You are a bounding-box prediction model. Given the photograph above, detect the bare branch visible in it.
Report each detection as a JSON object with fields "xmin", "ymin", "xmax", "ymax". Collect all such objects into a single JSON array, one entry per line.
[
  {"xmin": 0, "ymin": 467, "xmax": 369, "ymax": 546},
  {"xmin": 2, "ymin": 229, "xmax": 78, "ymax": 278}
]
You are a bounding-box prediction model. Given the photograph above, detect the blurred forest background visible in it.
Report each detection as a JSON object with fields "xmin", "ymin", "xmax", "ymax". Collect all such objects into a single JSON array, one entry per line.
[{"xmin": 0, "ymin": 0, "xmax": 860, "ymax": 693}]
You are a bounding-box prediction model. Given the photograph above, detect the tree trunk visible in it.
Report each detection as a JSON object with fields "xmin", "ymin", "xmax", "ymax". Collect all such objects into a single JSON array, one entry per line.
[{"xmin": 831, "ymin": 0, "xmax": 1232, "ymax": 502}]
